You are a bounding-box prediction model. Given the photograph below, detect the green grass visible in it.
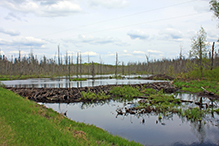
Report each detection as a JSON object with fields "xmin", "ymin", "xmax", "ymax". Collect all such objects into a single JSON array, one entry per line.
[
  {"xmin": 0, "ymin": 78, "xmax": 10, "ymax": 81},
  {"xmin": 80, "ymin": 91, "xmax": 111, "ymax": 101},
  {"xmin": 149, "ymin": 94, "xmax": 181, "ymax": 105},
  {"xmin": 117, "ymin": 87, "xmax": 211, "ymax": 122},
  {"xmin": 138, "ymin": 89, "xmax": 181, "ymax": 114},
  {"xmin": 177, "ymin": 66, "xmax": 219, "ymax": 81},
  {"xmin": 70, "ymin": 78, "xmax": 87, "ymax": 81},
  {"xmin": 109, "ymin": 86, "xmax": 143, "ymax": 99},
  {"xmin": 183, "ymin": 107, "xmax": 205, "ymax": 121},
  {"xmin": 215, "ymin": 108, "xmax": 219, "ymax": 115},
  {"xmin": 173, "ymin": 80, "xmax": 219, "ymax": 95},
  {"xmin": 142, "ymin": 88, "xmax": 157, "ymax": 95},
  {"xmin": 0, "ymin": 87, "xmax": 142, "ymax": 146}
]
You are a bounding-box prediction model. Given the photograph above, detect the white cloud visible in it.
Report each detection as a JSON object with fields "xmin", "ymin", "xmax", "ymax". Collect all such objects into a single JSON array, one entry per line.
[
  {"xmin": 81, "ymin": 51, "xmax": 97, "ymax": 56},
  {"xmin": 133, "ymin": 50, "xmax": 145, "ymax": 54},
  {"xmin": 106, "ymin": 52, "xmax": 116, "ymax": 57},
  {"xmin": 0, "ymin": 36, "xmax": 47, "ymax": 47},
  {"xmin": 0, "ymin": 0, "xmax": 82, "ymax": 17},
  {"xmin": 194, "ymin": 5, "xmax": 210, "ymax": 13},
  {"xmin": 187, "ymin": 30, "xmax": 196, "ymax": 38},
  {"xmin": 65, "ymin": 35, "xmax": 128, "ymax": 46},
  {"xmin": 79, "ymin": 34, "xmax": 117, "ymax": 45},
  {"xmin": 0, "ymin": 27, "xmax": 20, "ymax": 36},
  {"xmin": 7, "ymin": 50, "xmax": 29, "ymax": 56},
  {"xmin": 127, "ymin": 30, "xmax": 149, "ymax": 40},
  {"xmin": 4, "ymin": 12, "xmax": 23, "ymax": 21},
  {"xmin": 40, "ymin": 1, "xmax": 82, "ymax": 17},
  {"xmin": 0, "ymin": 50, "xmax": 4, "ymax": 55},
  {"xmin": 88, "ymin": 0, "xmax": 128, "ymax": 9},
  {"xmin": 147, "ymin": 50, "xmax": 162, "ymax": 55},
  {"xmin": 159, "ymin": 28, "xmax": 183, "ymax": 41},
  {"xmin": 207, "ymin": 30, "xmax": 219, "ymax": 42},
  {"xmin": 193, "ymin": 0, "xmax": 210, "ymax": 13}
]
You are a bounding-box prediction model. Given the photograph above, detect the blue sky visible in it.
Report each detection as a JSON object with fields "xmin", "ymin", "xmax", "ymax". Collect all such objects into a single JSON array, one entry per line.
[{"xmin": 0, "ymin": 0, "xmax": 218, "ymax": 64}]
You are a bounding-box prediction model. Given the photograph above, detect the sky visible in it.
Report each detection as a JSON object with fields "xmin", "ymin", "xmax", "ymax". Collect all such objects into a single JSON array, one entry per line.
[{"xmin": 0, "ymin": 0, "xmax": 219, "ymax": 65}]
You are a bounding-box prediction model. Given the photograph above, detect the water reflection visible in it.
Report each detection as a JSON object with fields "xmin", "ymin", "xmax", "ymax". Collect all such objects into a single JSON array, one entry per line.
[
  {"xmin": 175, "ymin": 93, "xmax": 219, "ymax": 109},
  {"xmin": 2, "ymin": 77, "xmax": 165, "ymax": 88},
  {"xmin": 40, "ymin": 94, "xmax": 219, "ymax": 146}
]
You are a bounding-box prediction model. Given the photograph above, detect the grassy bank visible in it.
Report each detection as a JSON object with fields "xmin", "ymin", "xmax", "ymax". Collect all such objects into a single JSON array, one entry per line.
[
  {"xmin": 177, "ymin": 66, "xmax": 219, "ymax": 81},
  {"xmin": 70, "ymin": 78, "xmax": 87, "ymax": 81},
  {"xmin": 0, "ymin": 87, "xmax": 142, "ymax": 146},
  {"xmin": 172, "ymin": 66, "xmax": 219, "ymax": 96},
  {"xmin": 173, "ymin": 80, "xmax": 219, "ymax": 95},
  {"xmin": 171, "ymin": 67, "xmax": 219, "ymax": 95}
]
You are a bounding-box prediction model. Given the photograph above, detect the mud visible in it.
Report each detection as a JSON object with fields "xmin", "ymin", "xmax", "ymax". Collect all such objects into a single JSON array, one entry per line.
[
  {"xmin": 198, "ymin": 91, "xmax": 219, "ymax": 100},
  {"xmin": 143, "ymin": 74, "xmax": 175, "ymax": 80}
]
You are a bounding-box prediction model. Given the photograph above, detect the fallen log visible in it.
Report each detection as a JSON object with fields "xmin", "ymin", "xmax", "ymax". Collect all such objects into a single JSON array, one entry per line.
[
  {"xmin": 180, "ymin": 99, "xmax": 193, "ymax": 103},
  {"xmin": 201, "ymin": 87, "xmax": 215, "ymax": 96}
]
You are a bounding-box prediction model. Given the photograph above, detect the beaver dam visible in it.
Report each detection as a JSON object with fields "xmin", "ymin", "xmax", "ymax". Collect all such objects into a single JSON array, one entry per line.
[
  {"xmin": 4, "ymin": 80, "xmax": 219, "ymax": 146},
  {"xmin": 6, "ymin": 82, "xmax": 177, "ymax": 103}
]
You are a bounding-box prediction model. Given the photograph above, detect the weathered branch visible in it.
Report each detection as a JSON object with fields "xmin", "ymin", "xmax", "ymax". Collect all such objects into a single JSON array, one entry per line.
[{"xmin": 201, "ymin": 87, "xmax": 214, "ymax": 95}]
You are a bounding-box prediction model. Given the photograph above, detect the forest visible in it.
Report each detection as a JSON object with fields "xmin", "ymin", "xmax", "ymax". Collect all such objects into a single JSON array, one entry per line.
[{"xmin": 0, "ymin": 45, "xmax": 219, "ymax": 80}]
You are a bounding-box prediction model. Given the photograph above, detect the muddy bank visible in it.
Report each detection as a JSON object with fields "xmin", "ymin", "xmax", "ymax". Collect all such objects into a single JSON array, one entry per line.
[
  {"xmin": 198, "ymin": 91, "xmax": 219, "ymax": 100},
  {"xmin": 6, "ymin": 82, "xmax": 177, "ymax": 103},
  {"xmin": 143, "ymin": 74, "xmax": 175, "ymax": 80}
]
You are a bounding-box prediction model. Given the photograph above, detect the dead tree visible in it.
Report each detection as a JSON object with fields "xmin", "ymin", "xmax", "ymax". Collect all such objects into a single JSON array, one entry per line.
[
  {"xmin": 69, "ymin": 56, "xmax": 70, "ymax": 80},
  {"xmin": 91, "ymin": 61, "xmax": 95, "ymax": 79},
  {"xmin": 122, "ymin": 62, "xmax": 124, "ymax": 75},
  {"xmin": 80, "ymin": 52, "xmax": 82, "ymax": 77},
  {"xmin": 99, "ymin": 55, "xmax": 102, "ymax": 75},
  {"xmin": 115, "ymin": 52, "xmax": 119, "ymax": 76},
  {"xmin": 87, "ymin": 53, "xmax": 90, "ymax": 76},
  {"xmin": 58, "ymin": 45, "xmax": 60, "ymax": 65},
  {"xmin": 211, "ymin": 42, "xmax": 215, "ymax": 70},
  {"xmin": 76, "ymin": 52, "xmax": 79, "ymax": 78},
  {"xmin": 145, "ymin": 54, "xmax": 150, "ymax": 73}
]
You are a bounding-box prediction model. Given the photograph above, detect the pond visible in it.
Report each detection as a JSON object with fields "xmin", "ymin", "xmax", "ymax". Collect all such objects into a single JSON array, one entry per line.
[
  {"xmin": 40, "ymin": 93, "xmax": 219, "ymax": 146},
  {"xmin": 1, "ymin": 74, "xmax": 159, "ymax": 88}
]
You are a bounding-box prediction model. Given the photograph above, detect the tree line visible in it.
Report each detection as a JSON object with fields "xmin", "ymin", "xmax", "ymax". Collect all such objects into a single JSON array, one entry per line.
[{"xmin": 0, "ymin": 47, "xmax": 218, "ymax": 79}]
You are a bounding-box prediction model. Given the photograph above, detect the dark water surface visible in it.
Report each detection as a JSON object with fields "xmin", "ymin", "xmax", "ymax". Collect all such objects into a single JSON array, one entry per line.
[{"xmin": 40, "ymin": 93, "xmax": 219, "ymax": 146}]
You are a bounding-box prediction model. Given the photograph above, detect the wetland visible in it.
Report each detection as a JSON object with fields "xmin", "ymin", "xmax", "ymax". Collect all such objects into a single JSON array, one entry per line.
[{"xmin": 1, "ymin": 75, "xmax": 219, "ymax": 146}]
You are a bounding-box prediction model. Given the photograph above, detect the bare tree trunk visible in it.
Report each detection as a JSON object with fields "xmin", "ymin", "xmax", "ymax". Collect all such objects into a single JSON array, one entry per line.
[
  {"xmin": 211, "ymin": 42, "xmax": 215, "ymax": 70},
  {"xmin": 99, "ymin": 55, "xmax": 103, "ymax": 75},
  {"xmin": 199, "ymin": 39, "xmax": 203, "ymax": 77},
  {"xmin": 91, "ymin": 61, "xmax": 95, "ymax": 79},
  {"xmin": 58, "ymin": 45, "xmax": 60, "ymax": 65},
  {"xmin": 115, "ymin": 52, "xmax": 118, "ymax": 77},
  {"xmin": 88, "ymin": 54, "xmax": 90, "ymax": 76},
  {"xmin": 66, "ymin": 51, "xmax": 68, "ymax": 76},
  {"xmin": 77, "ymin": 52, "xmax": 79, "ymax": 78},
  {"xmin": 69, "ymin": 56, "xmax": 70, "ymax": 80},
  {"xmin": 80, "ymin": 52, "xmax": 82, "ymax": 77},
  {"xmin": 122, "ymin": 62, "xmax": 124, "ymax": 75}
]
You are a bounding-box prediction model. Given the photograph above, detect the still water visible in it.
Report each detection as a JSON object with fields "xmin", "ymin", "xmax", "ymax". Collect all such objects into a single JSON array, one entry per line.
[
  {"xmin": 40, "ymin": 93, "xmax": 219, "ymax": 146},
  {"xmin": 1, "ymin": 74, "xmax": 160, "ymax": 88}
]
